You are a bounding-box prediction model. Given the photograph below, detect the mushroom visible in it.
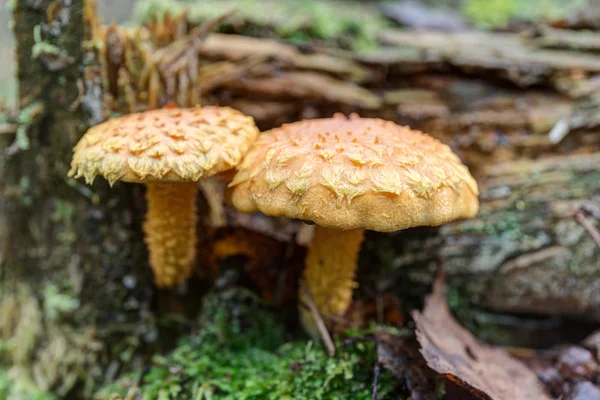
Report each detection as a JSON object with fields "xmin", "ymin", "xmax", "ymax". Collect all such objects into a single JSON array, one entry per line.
[
  {"xmin": 229, "ymin": 113, "xmax": 478, "ymax": 334},
  {"xmin": 69, "ymin": 106, "xmax": 259, "ymax": 288}
]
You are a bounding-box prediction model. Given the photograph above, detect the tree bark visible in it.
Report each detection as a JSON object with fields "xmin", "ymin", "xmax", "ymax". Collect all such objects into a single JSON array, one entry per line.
[{"xmin": 1, "ymin": 1, "xmax": 153, "ymax": 396}]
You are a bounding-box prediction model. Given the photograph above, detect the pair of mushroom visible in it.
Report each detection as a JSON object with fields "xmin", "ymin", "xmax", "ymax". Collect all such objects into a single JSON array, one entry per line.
[{"xmin": 69, "ymin": 107, "xmax": 478, "ymax": 334}]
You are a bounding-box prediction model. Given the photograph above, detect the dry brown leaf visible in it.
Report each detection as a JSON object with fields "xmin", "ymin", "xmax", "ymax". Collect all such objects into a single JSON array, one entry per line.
[
  {"xmin": 373, "ymin": 331, "xmax": 439, "ymax": 400},
  {"xmin": 412, "ymin": 273, "xmax": 551, "ymax": 400}
]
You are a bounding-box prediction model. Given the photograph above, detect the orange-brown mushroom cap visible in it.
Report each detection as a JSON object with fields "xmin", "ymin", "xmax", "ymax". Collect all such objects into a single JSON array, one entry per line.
[
  {"xmin": 68, "ymin": 106, "xmax": 259, "ymax": 185},
  {"xmin": 230, "ymin": 114, "xmax": 479, "ymax": 232}
]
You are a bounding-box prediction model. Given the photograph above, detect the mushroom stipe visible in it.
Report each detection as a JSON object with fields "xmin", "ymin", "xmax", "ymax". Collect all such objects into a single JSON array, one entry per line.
[
  {"xmin": 144, "ymin": 182, "xmax": 197, "ymax": 287},
  {"xmin": 301, "ymin": 227, "xmax": 365, "ymax": 338},
  {"xmin": 69, "ymin": 105, "xmax": 259, "ymax": 288}
]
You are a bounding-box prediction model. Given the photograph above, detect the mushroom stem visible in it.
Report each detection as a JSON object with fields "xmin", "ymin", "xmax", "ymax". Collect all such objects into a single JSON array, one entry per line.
[
  {"xmin": 144, "ymin": 182, "xmax": 198, "ymax": 288},
  {"xmin": 300, "ymin": 226, "xmax": 365, "ymax": 335}
]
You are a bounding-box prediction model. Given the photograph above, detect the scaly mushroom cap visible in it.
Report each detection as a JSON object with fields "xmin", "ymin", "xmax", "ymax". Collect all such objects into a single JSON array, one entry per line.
[
  {"xmin": 230, "ymin": 114, "xmax": 479, "ymax": 232},
  {"xmin": 68, "ymin": 106, "xmax": 259, "ymax": 185}
]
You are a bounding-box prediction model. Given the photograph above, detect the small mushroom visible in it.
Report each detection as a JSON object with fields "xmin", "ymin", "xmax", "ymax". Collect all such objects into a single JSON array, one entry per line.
[
  {"xmin": 69, "ymin": 106, "xmax": 259, "ymax": 288},
  {"xmin": 229, "ymin": 113, "xmax": 478, "ymax": 334}
]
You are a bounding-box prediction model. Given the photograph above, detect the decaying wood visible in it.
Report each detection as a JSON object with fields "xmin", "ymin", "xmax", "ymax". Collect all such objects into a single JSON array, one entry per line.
[
  {"xmin": 90, "ymin": 16, "xmax": 600, "ymax": 173},
  {"xmin": 377, "ymin": 30, "xmax": 600, "ymax": 91},
  {"xmin": 385, "ymin": 153, "xmax": 600, "ymax": 320},
  {"xmin": 533, "ymin": 26, "xmax": 600, "ymax": 52}
]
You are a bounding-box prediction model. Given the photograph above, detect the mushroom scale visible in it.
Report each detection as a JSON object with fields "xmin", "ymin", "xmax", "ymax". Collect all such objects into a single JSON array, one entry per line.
[
  {"xmin": 69, "ymin": 106, "xmax": 259, "ymax": 288},
  {"xmin": 230, "ymin": 113, "xmax": 479, "ymax": 335},
  {"xmin": 230, "ymin": 114, "xmax": 479, "ymax": 232}
]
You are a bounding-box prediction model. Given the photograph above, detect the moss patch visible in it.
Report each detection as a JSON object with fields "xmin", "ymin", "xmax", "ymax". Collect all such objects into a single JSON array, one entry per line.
[{"xmin": 97, "ymin": 286, "xmax": 397, "ymax": 400}]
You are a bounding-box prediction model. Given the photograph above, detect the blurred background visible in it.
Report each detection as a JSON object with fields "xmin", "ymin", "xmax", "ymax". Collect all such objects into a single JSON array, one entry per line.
[
  {"xmin": 1, "ymin": 0, "xmax": 597, "ymax": 107},
  {"xmin": 1, "ymin": 0, "xmax": 139, "ymax": 106}
]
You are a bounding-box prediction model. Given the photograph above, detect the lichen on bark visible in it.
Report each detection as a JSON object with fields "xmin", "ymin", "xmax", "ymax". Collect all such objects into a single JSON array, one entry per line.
[{"xmin": 1, "ymin": 1, "xmax": 156, "ymax": 397}]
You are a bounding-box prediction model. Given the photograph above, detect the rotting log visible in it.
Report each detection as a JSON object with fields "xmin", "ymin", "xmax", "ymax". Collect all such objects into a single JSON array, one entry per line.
[
  {"xmin": 90, "ymin": 18, "xmax": 600, "ymax": 171},
  {"xmin": 364, "ymin": 153, "xmax": 600, "ymax": 321},
  {"xmin": 0, "ymin": 1, "xmax": 155, "ymax": 396},
  {"xmin": 376, "ymin": 29, "xmax": 600, "ymax": 92}
]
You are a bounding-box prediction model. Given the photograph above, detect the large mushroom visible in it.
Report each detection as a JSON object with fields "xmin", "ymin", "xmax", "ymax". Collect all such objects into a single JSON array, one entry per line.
[
  {"xmin": 229, "ymin": 113, "xmax": 478, "ymax": 334},
  {"xmin": 69, "ymin": 106, "xmax": 259, "ymax": 287}
]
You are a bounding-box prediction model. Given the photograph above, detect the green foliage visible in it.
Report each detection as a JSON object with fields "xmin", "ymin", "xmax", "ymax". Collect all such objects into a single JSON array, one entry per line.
[
  {"xmin": 462, "ymin": 0, "xmax": 589, "ymax": 29},
  {"xmin": 98, "ymin": 287, "xmax": 396, "ymax": 400},
  {"xmin": 133, "ymin": 0, "xmax": 388, "ymax": 50},
  {"xmin": 0, "ymin": 79, "xmax": 16, "ymax": 108},
  {"xmin": 130, "ymin": 339, "xmax": 388, "ymax": 400},
  {"xmin": 461, "ymin": 0, "xmax": 518, "ymax": 28},
  {"xmin": 42, "ymin": 285, "xmax": 80, "ymax": 322},
  {"xmin": 0, "ymin": 368, "xmax": 58, "ymax": 400}
]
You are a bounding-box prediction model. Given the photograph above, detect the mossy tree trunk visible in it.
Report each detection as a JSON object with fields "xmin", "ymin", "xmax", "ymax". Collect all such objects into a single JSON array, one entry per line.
[{"xmin": 0, "ymin": 1, "xmax": 154, "ymax": 396}]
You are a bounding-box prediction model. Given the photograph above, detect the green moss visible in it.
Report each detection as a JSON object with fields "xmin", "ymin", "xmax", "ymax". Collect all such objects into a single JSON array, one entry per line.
[
  {"xmin": 42, "ymin": 285, "xmax": 79, "ymax": 321},
  {"xmin": 0, "ymin": 284, "xmax": 103, "ymax": 398},
  {"xmin": 113, "ymin": 339, "xmax": 391, "ymax": 400},
  {"xmin": 460, "ymin": 209, "xmax": 523, "ymax": 237},
  {"xmin": 0, "ymin": 368, "xmax": 58, "ymax": 400},
  {"xmin": 462, "ymin": 0, "xmax": 589, "ymax": 29},
  {"xmin": 0, "ymin": 79, "xmax": 17, "ymax": 107},
  {"xmin": 97, "ymin": 287, "xmax": 396, "ymax": 400},
  {"xmin": 133, "ymin": 0, "xmax": 388, "ymax": 51}
]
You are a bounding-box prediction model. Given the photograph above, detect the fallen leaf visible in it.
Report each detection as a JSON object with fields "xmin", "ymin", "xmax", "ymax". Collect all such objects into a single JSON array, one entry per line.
[
  {"xmin": 412, "ymin": 273, "xmax": 551, "ymax": 400},
  {"xmin": 374, "ymin": 330, "xmax": 439, "ymax": 400}
]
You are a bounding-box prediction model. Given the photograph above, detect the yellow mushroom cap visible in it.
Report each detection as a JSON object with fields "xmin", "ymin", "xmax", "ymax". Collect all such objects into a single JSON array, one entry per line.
[
  {"xmin": 68, "ymin": 106, "xmax": 259, "ymax": 185},
  {"xmin": 230, "ymin": 114, "xmax": 479, "ymax": 232}
]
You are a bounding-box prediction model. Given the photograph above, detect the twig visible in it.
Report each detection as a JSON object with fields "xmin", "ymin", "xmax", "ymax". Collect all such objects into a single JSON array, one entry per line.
[
  {"xmin": 372, "ymin": 363, "xmax": 381, "ymax": 400},
  {"xmin": 300, "ymin": 279, "xmax": 336, "ymax": 356},
  {"xmin": 198, "ymin": 177, "xmax": 227, "ymax": 228},
  {"xmin": 156, "ymin": 8, "xmax": 237, "ymax": 76},
  {"xmin": 575, "ymin": 211, "xmax": 600, "ymax": 248}
]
